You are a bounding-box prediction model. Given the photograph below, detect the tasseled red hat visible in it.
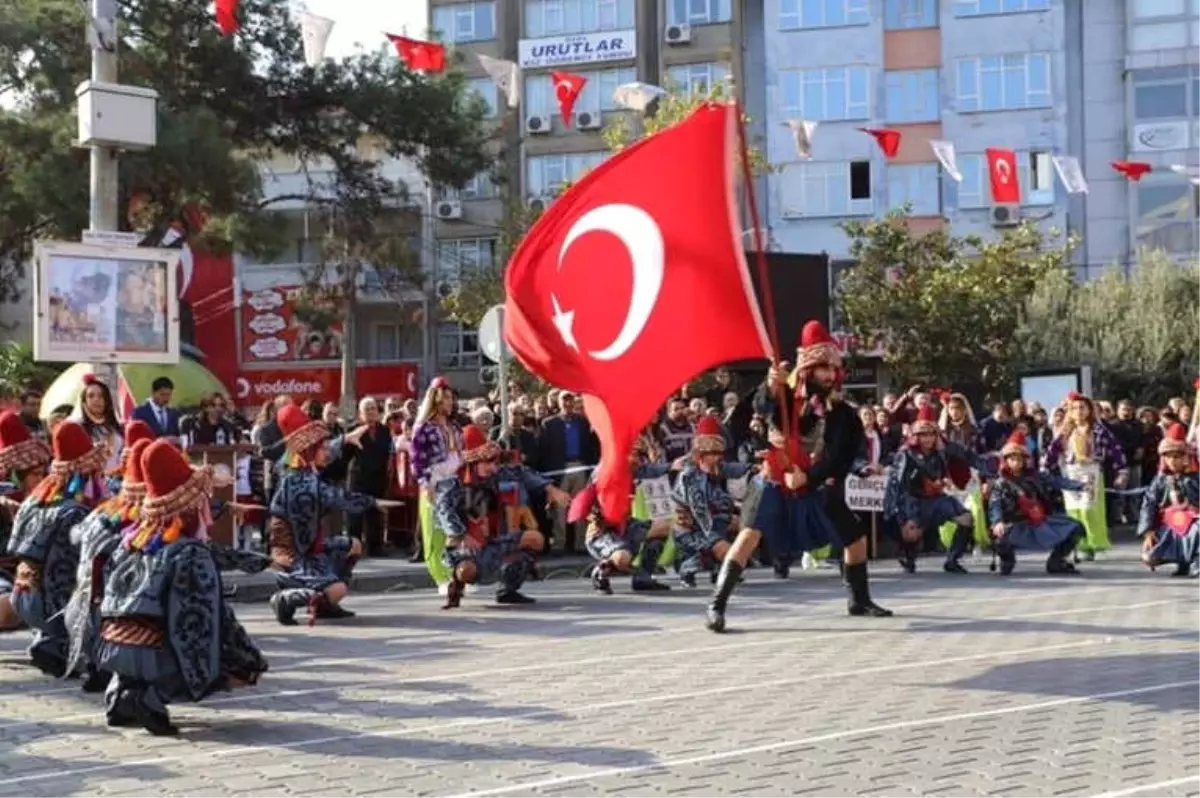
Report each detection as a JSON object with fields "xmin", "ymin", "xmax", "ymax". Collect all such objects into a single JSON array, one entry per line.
[
  {"xmin": 50, "ymin": 421, "xmax": 105, "ymax": 477},
  {"xmin": 797, "ymin": 320, "xmax": 843, "ymax": 371},
  {"xmin": 911, "ymin": 405, "xmax": 938, "ymax": 435},
  {"xmin": 124, "ymin": 419, "xmax": 156, "ymax": 447},
  {"xmin": 277, "ymin": 403, "xmax": 328, "ymax": 454},
  {"xmin": 692, "ymin": 415, "xmax": 725, "ymax": 454},
  {"xmin": 462, "ymin": 423, "xmax": 500, "ymax": 463},
  {"xmin": 120, "ymin": 438, "xmax": 154, "ymax": 498},
  {"xmin": 1159, "ymin": 423, "xmax": 1188, "ymax": 457},
  {"xmin": 139, "ymin": 440, "xmax": 213, "ymax": 521},
  {"xmin": 1001, "ymin": 430, "xmax": 1029, "ymax": 458},
  {"xmin": 0, "ymin": 410, "xmax": 51, "ymax": 474}
]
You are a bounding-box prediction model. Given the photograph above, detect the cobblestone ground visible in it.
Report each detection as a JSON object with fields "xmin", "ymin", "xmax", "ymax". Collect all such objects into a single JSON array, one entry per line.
[{"xmin": 1, "ymin": 547, "xmax": 1197, "ymax": 797}]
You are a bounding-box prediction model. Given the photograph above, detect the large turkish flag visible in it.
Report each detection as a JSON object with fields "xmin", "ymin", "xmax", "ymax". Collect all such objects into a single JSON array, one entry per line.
[{"xmin": 504, "ymin": 102, "xmax": 773, "ymax": 522}]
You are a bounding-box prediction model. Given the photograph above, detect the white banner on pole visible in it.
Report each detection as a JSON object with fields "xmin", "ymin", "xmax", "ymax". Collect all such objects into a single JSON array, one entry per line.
[{"xmin": 299, "ymin": 12, "xmax": 335, "ymax": 67}]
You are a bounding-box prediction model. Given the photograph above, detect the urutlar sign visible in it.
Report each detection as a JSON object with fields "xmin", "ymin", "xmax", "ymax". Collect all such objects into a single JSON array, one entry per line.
[{"xmin": 517, "ymin": 29, "xmax": 637, "ymax": 70}]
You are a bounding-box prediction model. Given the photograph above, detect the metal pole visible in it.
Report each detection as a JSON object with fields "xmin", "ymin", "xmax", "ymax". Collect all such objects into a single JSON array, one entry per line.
[
  {"xmin": 497, "ymin": 306, "xmax": 509, "ymax": 438},
  {"xmin": 89, "ymin": 0, "xmax": 120, "ymax": 233}
]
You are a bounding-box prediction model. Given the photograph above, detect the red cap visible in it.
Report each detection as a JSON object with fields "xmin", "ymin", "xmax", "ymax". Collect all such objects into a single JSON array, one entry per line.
[
  {"xmin": 124, "ymin": 419, "xmax": 156, "ymax": 447},
  {"xmin": 0, "ymin": 411, "xmax": 32, "ymax": 449},
  {"xmin": 276, "ymin": 404, "xmax": 311, "ymax": 438},
  {"xmin": 140, "ymin": 439, "xmax": 194, "ymax": 499},
  {"xmin": 53, "ymin": 421, "xmax": 94, "ymax": 463}
]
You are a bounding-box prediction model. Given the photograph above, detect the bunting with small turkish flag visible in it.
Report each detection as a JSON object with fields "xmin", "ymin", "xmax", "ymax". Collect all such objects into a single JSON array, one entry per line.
[
  {"xmin": 503, "ymin": 102, "xmax": 772, "ymax": 523},
  {"xmin": 860, "ymin": 127, "xmax": 901, "ymax": 159},
  {"xmin": 215, "ymin": 0, "xmax": 239, "ymax": 35},
  {"xmin": 1112, "ymin": 160, "xmax": 1152, "ymax": 181},
  {"xmin": 387, "ymin": 34, "xmax": 446, "ymax": 73},
  {"xmin": 551, "ymin": 71, "xmax": 587, "ymax": 127},
  {"xmin": 986, "ymin": 148, "xmax": 1021, "ymax": 204}
]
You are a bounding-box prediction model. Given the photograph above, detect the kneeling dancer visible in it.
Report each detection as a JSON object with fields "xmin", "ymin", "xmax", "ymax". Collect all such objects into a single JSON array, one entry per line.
[
  {"xmin": 986, "ymin": 431, "xmax": 1085, "ymax": 575},
  {"xmin": 707, "ymin": 321, "xmax": 891, "ymax": 632},
  {"xmin": 97, "ymin": 440, "xmax": 267, "ymax": 735},
  {"xmin": 1138, "ymin": 423, "xmax": 1198, "ymax": 578},
  {"xmin": 438, "ymin": 424, "xmax": 568, "ymax": 608},
  {"xmin": 0, "ymin": 411, "xmax": 52, "ymax": 633}
]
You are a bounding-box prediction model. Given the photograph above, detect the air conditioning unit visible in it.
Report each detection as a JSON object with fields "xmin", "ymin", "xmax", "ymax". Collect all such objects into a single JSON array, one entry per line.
[
  {"xmin": 435, "ymin": 280, "xmax": 455, "ymax": 299},
  {"xmin": 575, "ymin": 111, "xmax": 601, "ymax": 130},
  {"xmin": 435, "ymin": 200, "xmax": 463, "ymax": 220},
  {"xmin": 526, "ymin": 114, "xmax": 551, "ymax": 134},
  {"xmin": 526, "ymin": 196, "xmax": 551, "ymax": 214},
  {"xmin": 665, "ymin": 24, "xmax": 692, "ymax": 44},
  {"xmin": 990, "ymin": 203, "xmax": 1021, "ymax": 228}
]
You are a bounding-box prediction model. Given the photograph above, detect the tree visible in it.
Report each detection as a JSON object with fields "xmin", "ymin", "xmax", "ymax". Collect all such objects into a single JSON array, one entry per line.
[
  {"xmin": 0, "ymin": 0, "xmax": 495, "ymax": 409},
  {"xmin": 1015, "ymin": 250, "xmax": 1199, "ymax": 405},
  {"xmin": 0, "ymin": 341, "xmax": 65, "ymax": 397},
  {"xmin": 835, "ymin": 210, "xmax": 1072, "ymax": 399}
]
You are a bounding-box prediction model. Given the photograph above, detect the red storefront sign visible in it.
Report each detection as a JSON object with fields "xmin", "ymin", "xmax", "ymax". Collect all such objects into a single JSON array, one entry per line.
[{"xmin": 234, "ymin": 363, "xmax": 419, "ymax": 406}]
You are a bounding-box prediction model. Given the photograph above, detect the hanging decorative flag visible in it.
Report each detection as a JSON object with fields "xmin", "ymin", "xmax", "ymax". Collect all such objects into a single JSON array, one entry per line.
[
  {"xmin": 551, "ymin": 71, "xmax": 587, "ymax": 127},
  {"xmin": 929, "ymin": 140, "xmax": 962, "ymax": 182},
  {"xmin": 1052, "ymin": 155, "xmax": 1089, "ymax": 194},
  {"xmin": 985, "ymin": 148, "xmax": 1021, "ymax": 204},
  {"xmin": 215, "ymin": 0, "xmax": 239, "ymax": 35},
  {"xmin": 387, "ymin": 34, "xmax": 446, "ymax": 73},
  {"xmin": 299, "ymin": 12, "xmax": 335, "ymax": 67},
  {"xmin": 613, "ymin": 81, "xmax": 666, "ymax": 112},
  {"xmin": 1169, "ymin": 164, "xmax": 1200, "ymax": 185},
  {"xmin": 786, "ymin": 119, "xmax": 817, "ymax": 159},
  {"xmin": 859, "ymin": 127, "xmax": 901, "ymax": 159},
  {"xmin": 1111, "ymin": 160, "xmax": 1152, "ymax": 181},
  {"xmin": 478, "ymin": 54, "xmax": 521, "ymax": 108},
  {"xmin": 117, "ymin": 371, "xmax": 137, "ymax": 421}
]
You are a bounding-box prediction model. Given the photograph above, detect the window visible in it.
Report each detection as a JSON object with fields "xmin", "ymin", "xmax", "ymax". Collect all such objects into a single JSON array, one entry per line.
[
  {"xmin": 885, "ymin": 0, "xmax": 938, "ymax": 28},
  {"xmin": 956, "ymin": 53, "xmax": 1051, "ymax": 112},
  {"xmin": 372, "ymin": 323, "xmax": 403, "ymax": 361},
  {"xmin": 1129, "ymin": 0, "xmax": 1198, "ymax": 50},
  {"xmin": 438, "ymin": 172, "xmax": 498, "ymax": 201},
  {"xmin": 954, "ymin": 150, "xmax": 1055, "ymax": 208},
  {"xmin": 436, "ymin": 238, "xmax": 497, "ymax": 281},
  {"xmin": 525, "ymin": 152, "xmax": 607, "ymax": 196},
  {"xmin": 431, "ymin": 1, "xmax": 496, "ymax": 42},
  {"xmin": 886, "ymin": 164, "xmax": 941, "ymax": 215},
  {"xmin": 780, "ymin": 66, "xmax": 871, "ymax": 121},
  {"xmin": 524, "ymin": 0, "xmax": 636, "ymax": 37},
  {"xmin": 1133, "ymin": 67, "xmax": 1200, "ymax": 122},
  {"xmin": 884, "ymin": 69, "xmax": 940, "ymax": 122},
  {"xmin": 1132, "ymin": 0, "xmax": 1187, "ymax": 18},
  {"xmin": 466, "ymin": 77, "xmax": 498, "ymax": 118},
  {"xmin": 953, "ymin": 0, "xmax": 1049, "ymax": 15},
  {"xmin": 525, "ymin": 66, "xmax": 638, "ymax": 119},
  {"xmin": 779, "ymin": 0, "xmax": 869, "ymax": 29},
  {"xmin": 786, "ymin": 161, "xmax": 874, "ymax": 217},
  {"xmin": 668, "ymin": 0, "xmax": 732, "ymax": 25},
  {"xmin": 666, "ymin": 63, "xmax": 731, "ymax": 97},
  {"xmin": 1136, "ymin": 181, "xmax": 1199, "ymax": 255},
  {"xmin": 438, "ymin": 322, "xmax": 482, "ymax": 369}
]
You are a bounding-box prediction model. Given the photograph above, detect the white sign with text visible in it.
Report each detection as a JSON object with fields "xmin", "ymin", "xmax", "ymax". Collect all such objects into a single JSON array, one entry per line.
[
  {"xmin": 638, "ymin": 475, "xmax": 675, "ymax": 523},
  {"xmin": 845, "ymin": 471, "xmax": 888, "ymax": 513},
  {"xmin": 518, "ymin": 29, "xmax": 636, "ymax": 69}
]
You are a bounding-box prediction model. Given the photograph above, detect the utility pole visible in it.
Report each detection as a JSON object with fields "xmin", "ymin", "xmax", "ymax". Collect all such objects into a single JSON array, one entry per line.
[{"xmin": 88, "ymin": 0, "xmax": 120, "ymax": 233}]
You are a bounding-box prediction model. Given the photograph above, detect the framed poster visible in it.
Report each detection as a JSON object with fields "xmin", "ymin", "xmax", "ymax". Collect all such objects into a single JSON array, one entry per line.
[{"xmin": 34, "ymin": 240, "xmax": 181, "ymax": 364}]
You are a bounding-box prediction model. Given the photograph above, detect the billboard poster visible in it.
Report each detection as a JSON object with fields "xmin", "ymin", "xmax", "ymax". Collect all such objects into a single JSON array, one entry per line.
[{"xmin": 241, "ymin": 285, "xmax": 344, "ymax": 363}]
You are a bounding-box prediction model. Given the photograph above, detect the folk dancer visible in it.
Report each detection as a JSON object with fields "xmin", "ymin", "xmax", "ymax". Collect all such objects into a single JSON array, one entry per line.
[
  {"xmin": 707, "ymin": 321, "xmax": 892, "ymax": 632},
  {"xmin": 883, "ymin": 405, "xmax": 991, "ymax": 574},
  {"xmin": 96, "ymin": 440, "xmax": 268, "ymax": 735},
  {"xmin": 411, "ymin": 376, "xmax": 465, "ymax": 588},
  {"xmin": 937, "ymin": 392, "xmax": 989, "ymax": 553},
  {"xmin": 986, "ymin": 431, "xmax": 1085, "ymax": 575},
  {"xmin": 575, "ymin": 432, "xmax": 673, "ymax": 594},
  {"xmin": 672, "ymin": 416, "xmax": 754, "ymax": 590},
  {"xmin": 1138, "ymin": 423, "xmax": 1199, "ymax": 578},
  {"xmin": 0, "ymin": 411, "xmax": 52, "ymax": 632},
  {"xmin": 266, "ymin": 405, "xmax": 388, "ymax": 626},
  {"xmin": 6, "ymin": 420, "xmax": 109, "ymax": 677},
  {"xmin": 437, "ymin": 424, "xmax": 569, "ymax": 609},
  {"xmin": 105, "ymin": 420, "xmax": 155, "ymax": 494},
  {"xmin": 1042, "ymin": 392, "xmax": 1128, "ymax": 559}
]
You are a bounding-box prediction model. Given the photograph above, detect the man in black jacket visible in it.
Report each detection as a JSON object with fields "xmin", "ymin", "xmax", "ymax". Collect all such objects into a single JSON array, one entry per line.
[
  {"xmin": 537, "ymin": 393, "xmax": 598, "ymax": 553},
  {"xmin": 347, "ymin": 397, "xmax": 392, "ymax": 557}
]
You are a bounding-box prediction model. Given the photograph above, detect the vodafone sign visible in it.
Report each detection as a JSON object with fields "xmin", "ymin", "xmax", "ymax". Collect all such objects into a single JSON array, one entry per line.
[{"xmin": 235, "ymin": 364, "xmax": 419, "ymax": 405}]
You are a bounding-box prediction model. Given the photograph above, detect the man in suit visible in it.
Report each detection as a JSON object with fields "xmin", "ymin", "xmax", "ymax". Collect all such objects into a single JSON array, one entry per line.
[
  {"xmin": 537, "ymin": 392, "xmax": 598, "ymax": 554},
  {"xmin": 132, "ymin": 376, "xmax": 181, "ymax": 440}
]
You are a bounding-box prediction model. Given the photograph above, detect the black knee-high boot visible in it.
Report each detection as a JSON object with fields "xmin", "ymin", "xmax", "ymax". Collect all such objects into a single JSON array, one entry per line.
[
  {"xmin": 633, "ymin": 540, "xmax": 670, "ymax": 591},
  {"xmin": 705, "ymin": 559, "xmax": 744, "ymax": 633},
  {"xmin": 944, "ymin": 525, "xmax": 972, "ymax": 574},
  {"xmin": 846, "ymin": 562, "xmax": 892, "ymax": 617},
  {"xmin": 898, "ymin": 540, "xmax": 918, "ymax": 574}
]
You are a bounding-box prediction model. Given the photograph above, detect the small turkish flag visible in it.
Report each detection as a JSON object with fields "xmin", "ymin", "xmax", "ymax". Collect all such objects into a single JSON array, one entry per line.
[
  {"xmin": 387, "ymin": 34, "xmax": 446, "ymax": 73},
  {"xmin": 503, "ymin": 102, "xmax": 772, "ymax": 522},
  {"xmin": 986, "ymin": 147, "xmax": 1021, "ymax": 204},
  {"xmin": 215, "ymin": 0, "xmax": 239, "ymax": 35},
  {"xmin": 1112, "ymin": 160, "xmax": 1152, "ymax": 181},
  {"xmin": 117, "ymin": 371, "xmax": 137, "ymax": 421},
  {"xmin": 551, "ymin": 71, "xmax": 587, "ymax": 127},
  {"xmin": 860, "ymin": 127, "xmax": 901, "ymax": 159}
]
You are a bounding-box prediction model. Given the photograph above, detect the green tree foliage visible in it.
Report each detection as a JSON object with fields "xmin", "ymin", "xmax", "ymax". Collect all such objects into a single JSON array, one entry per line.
[
  {"xmin": 0, "ymin": 342, "xmax": 64, "ymax": 397},
  {"xmin": 1015, "ymin": 250, "xmax": 1199, "ymax": 405},
  {"xmin": 835, "ymin": 211, "xmax": 1072, "ymax": 397}
]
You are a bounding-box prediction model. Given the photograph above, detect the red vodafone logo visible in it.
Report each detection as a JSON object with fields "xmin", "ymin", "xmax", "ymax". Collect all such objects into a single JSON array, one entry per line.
[{"xmin": 234, "ymin": 364, "xmax": 419, "ymax": 405}]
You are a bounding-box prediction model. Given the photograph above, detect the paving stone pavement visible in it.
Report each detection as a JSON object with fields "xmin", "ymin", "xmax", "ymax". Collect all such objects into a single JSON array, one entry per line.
[{"xmin": 0, "ymin": 545, "xmax": 1197, "ymax": 797}]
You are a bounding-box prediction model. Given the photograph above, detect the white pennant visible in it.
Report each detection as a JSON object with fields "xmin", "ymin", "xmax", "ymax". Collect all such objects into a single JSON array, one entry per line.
[
  {"xmin": 477, "ymin": 54, "xmax": 521, "ymax": 108},
  {"xmin": 612, "ymin": 81, "xmax": 666, "ymax": 112},
  {"xmin": 929, "ymin": 140, "xmax": 962, "ymax": 183},
  {"xmin": 786, "ymin": 119, "xmax": 817, "ymax": 159},
  {"xmin": 1169, "ymin": 164, "xmax": 1200, "ymax": 185},
  {"xmin": 1052, "ymin": 154, "xmax": 1089, "ymax": 194},
  {"xmin": 299, "ymin": 12, "xmax": 335, "ymax": 68}
]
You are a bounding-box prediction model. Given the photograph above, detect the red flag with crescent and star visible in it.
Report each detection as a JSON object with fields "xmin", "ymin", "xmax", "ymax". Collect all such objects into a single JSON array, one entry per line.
[
  {"xmin": 551, "ymin": 71, "xmax": 587, "ymax": 127},
  {"xmin": 986, "ymin": 147, "xmax": 1021, "ymax": 204},
  {"xmin": 387, "ymin": 34, "xmax": 446, "ymax": 73},
  {"xmin": 503, "ymin": 102, "xmax": 773, "ymax": 523},
  {"xmin": 215, "ymin": 0, "xmax": 239, "ymax": 35}
]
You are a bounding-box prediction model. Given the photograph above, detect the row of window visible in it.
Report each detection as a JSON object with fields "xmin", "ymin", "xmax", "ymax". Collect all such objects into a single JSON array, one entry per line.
[{"xmin": 368, "ymin": 319, "xmax": 485, "ymax": 369}]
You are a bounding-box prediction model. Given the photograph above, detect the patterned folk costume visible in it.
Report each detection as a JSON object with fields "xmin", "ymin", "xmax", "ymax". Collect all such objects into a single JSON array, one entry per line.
[
  {"xmin": 0, "ymin": 411, "xmax": 53, "ymax": 631},
  {"xmin": 985, "ymin": 431, "xmax": 1085, "ymax": 575},
  {"xmin": 96, "ymin": 440, "xmax": 267, "ymax": 736},
  {"xmin": 7, "ymin": 420, "xmax": 109, "ymax": 677},
  {"xmin": 1138, "ymin": 424, "xmax": 1199, "ymax": 577},
  {"xmin": 410, "ymin": 376, "xmax": 465, "ymax": 588},
  {"xmin": 267, "ymin": 405, "xmax": 375, "ymax": 626}
]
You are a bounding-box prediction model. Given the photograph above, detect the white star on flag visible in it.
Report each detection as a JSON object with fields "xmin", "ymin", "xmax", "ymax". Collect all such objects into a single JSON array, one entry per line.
[
  {"xmin": 612, "ymin": 81, "xmax": 666, "ymax": 112},
  {"xmin": 930, "ymin": 140, "xmax": 962, "ymax": 183},
  {"xmin": 1169, "ymin": 164, "xmax": 1200, "ymax": 185},
  {"xmin": 786, "ymin": 119, "xmax": 817, "ymax": 159},
  {"xmin": 299, "ymin": 12, "xmax": 335, "ymax": 68},
  {"xmin": 1052, "ymin": 154, "xmax": 1089, "ymax": 194},
  {"xmin": 478, "ymin": 54, "xmax": 521, "ymax": 109}
]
